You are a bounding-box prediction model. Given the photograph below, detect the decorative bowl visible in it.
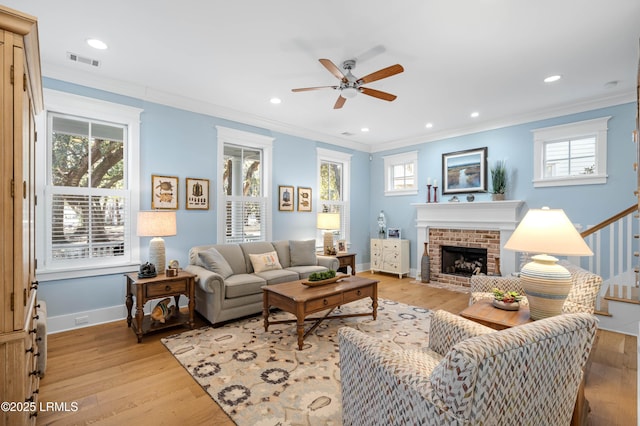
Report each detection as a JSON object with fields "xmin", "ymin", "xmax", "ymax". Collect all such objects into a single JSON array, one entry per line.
[{"xmin": 492, "ymin": 299, "xmax": 520, "ymax": 311}]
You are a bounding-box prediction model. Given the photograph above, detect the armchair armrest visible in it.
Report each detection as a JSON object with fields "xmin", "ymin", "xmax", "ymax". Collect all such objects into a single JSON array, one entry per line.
[
  {"xmin": 428, "ymin": 310, "xmax": 494, "ymax": 356},
  {"xmin": 316, "ymin": 254, "xmax": 339, "ymax": 271}
]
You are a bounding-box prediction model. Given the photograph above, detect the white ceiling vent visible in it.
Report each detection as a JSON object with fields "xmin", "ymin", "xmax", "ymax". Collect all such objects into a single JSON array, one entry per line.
[
  {"xmin": 341, "ymin": 131, "xmax": 355, "ymax": 137},
  {"xmin": 67, "ymin": 52, "xmax": 100, "ymax": 67}
]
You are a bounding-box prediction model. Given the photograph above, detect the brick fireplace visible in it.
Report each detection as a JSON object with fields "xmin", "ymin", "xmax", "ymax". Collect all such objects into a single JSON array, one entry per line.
[{"xmin": 413, "ymin": 200, "xmax": 525, "ymax": 287}]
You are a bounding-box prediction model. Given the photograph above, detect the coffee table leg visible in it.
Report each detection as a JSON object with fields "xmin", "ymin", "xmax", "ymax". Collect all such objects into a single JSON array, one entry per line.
[
  {"xmin": 263, "ymin": 290, "xmax": 270, "ymax": 331},
  {"xmin": 372, "ymin": 283, "xmax": 378, "ymax": 320},
  {"xmin": 296, "ymin": 317, "xmax": 305, "ymax": 350}
]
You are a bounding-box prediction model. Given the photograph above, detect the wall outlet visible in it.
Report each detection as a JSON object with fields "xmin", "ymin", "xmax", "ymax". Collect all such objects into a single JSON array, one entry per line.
[{"xmin": 74, "ymin": 316, "xmax": 89, "ymax": 325}]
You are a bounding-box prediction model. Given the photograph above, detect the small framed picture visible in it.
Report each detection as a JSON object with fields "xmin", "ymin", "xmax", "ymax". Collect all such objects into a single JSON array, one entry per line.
[
  {"xmin": 186, "ymin": 178, "xmax": 210, "ymax": 210},
  {"xmin": 278, "ymin": 185, "xmax": 294, "ymax": 211},
  {"xmin": 297, "ymin": 187, "xmax": 312, "ymax": 212},
  {"xmin": 152, "ymin": 175, "xmax": 178, "ymax": 209},
  {"xmin": 337, "ymin": 239, "xmax": 347, "ymax": 253},
  {"xmin": 387, "ymin": 228, "xmax": 401, "ymax": 239}
]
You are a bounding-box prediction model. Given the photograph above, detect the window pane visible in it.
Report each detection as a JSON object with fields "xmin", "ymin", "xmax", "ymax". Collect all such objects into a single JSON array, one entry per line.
[
  {"xmin": 91, "ymin": 138, "xmax": 124, "ymax": 189},
  {"xmin": 225, "ymin": 199, "xmax": 265, "ymax": 243},
  {"xmin": 51, "ymin": 193, "xmax": 125, "ymax": 260},
  {"xmin": 544, "ymin": 137, "xmax": 595, "ymax": 177},
  {"xmin": 223, "ymin": 145, "xmax": 262, "ymax": 197},
  {"xmin": 52, "ymin": 117, "xmax": 90, "ymax": 187},
  {"xmin": 320, "ymin": 161, "xmax": 342, "ymax": 201}
]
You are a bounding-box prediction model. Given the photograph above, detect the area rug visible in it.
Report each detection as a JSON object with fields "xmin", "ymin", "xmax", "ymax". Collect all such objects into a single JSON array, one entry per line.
[
  {"xmin": 161, "ymin": 298, "xmax": 431, "ymax": 426},
  {"xmin": 410, "ymin": 279, "xmax": 471, "ymax": 294}
]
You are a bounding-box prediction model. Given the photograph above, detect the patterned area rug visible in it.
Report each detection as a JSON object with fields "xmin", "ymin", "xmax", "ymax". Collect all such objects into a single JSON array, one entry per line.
[{"xmin": 161, "ymin": 298, "xmax": 431, "ymax": 426}]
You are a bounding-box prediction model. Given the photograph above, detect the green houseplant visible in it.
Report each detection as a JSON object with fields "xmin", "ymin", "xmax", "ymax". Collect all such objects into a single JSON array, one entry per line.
[{"xmin": 490, "ymin": 160, "xmax": 508, "ymax": 200}]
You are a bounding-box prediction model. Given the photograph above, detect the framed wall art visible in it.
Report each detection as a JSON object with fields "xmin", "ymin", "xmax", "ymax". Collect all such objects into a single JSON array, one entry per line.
[
  {"xmin": 278, "ymin": 185, "xmax": 294, "ymax": 211},
  {"xmin": 186, "ymin": 178, "xmax": 210, "ymax": 210},
  {"xmin": 442, "ymin": 147, "xmax": 487, "ymax": 195},
  {"xmin": 297, "ymin": 187, "xmax": 312, "ymax": 212},
  {"xmin": 152, "ymin": 174, "xmax": 178, "ymax": 209}
]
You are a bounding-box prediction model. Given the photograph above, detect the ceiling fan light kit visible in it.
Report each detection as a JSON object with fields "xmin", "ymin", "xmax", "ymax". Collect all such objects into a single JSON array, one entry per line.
[{"xmin": 292, "ymin": 58, "xmax": 404, "ymax": 109}]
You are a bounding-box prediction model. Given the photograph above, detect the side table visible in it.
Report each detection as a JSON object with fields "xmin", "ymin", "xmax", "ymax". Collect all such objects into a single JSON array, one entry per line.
[
  {"xmin": 125, "ymin": 270, "xmax": 196, "ymax": 343},
  {"xmin": 336, "ymin": 252, "xmax": 356, "ymax": 275}
]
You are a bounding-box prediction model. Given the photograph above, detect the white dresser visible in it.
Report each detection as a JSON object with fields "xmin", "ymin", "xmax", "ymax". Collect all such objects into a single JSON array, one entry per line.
[{"xmin": 370, "ymin": 238, "xmax": 410, "ymax": 278}]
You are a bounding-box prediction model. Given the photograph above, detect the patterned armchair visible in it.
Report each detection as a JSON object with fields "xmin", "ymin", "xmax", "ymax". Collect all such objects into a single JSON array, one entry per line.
[
  {"xmin": 339, "ymin": 310, "xmax": 597, "ymax": 426},
  {"xmin": 470, "ymin": 260, "xmax": 603, "ymax": 314}
]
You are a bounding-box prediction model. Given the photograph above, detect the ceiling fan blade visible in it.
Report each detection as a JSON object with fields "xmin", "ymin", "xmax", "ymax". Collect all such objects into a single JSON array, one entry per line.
[
  {"xmin": 292, "ymin": 86, "xmax": 337, "ymax": 92},
  {"xmin": 357, "ymin": 64, "xmax": 404, "ymax": 85},
  {"xmin": 333, "ymin": 95, "xmax": 347, "ymax": 109},
  {"xmin": 360, "ymin": 87, "xmax": 397, "ymax": 101},
  {"xmin": 319, "ymin": 59, "xmax": 348, "ymax": 82}
]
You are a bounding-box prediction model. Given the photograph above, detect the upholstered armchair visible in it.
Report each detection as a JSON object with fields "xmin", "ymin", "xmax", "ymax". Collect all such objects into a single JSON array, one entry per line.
[
  {"xmin": 470, "ymin": 260, "xmax": 603, "ymax": 314},
  {"xmin": 339, "ymin": 310, "xmax": 597, "ymax": 426}
]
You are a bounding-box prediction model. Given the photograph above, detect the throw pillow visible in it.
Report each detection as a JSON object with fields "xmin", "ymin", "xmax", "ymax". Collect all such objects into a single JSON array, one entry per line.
[
  {"xmin": 290, "ymin": 240, "xmax": 317, "ymax": 266},
  {"xmin": 249, "ymin": 251, "xmax": 282, "ymax": 273},
  {"xmin": 198, "ymin": 248, "xmax": 234, "ymax": 278}
]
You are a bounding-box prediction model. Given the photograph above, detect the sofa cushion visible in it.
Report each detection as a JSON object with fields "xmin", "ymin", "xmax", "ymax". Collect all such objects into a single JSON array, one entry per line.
[
  {"xmin": 240, "ymin": 242, "xmax": 278, "ymax": 273},
  {"xmin": 286, "ymin": 265, "xmax": 327, "ymax": 279},
  {"xmin": 255, "ymin": 269, "xmax": 299, "ymax": 285},
  {"xmin": 248, "ymin": 251, "xmax": 282, "ymax": 273},
  {"xmin": 198, "ymin": 247, "xmax": 234, "ymax": 278},
  {"xmin": 224, "ymin": 274, "xmax": 267, "ymax": 299},
  {"xmin": 272, "ymin": 240, "xmax": 291, "ymax": 268},
  {"xmin": 290, "ymin": 240, "xmax": 317, "ymax": 266}
]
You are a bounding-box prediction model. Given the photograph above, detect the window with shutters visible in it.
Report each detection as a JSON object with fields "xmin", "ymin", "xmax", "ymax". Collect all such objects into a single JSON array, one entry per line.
[
  {"xmin": 37, "ymin": 89, "xmax": 142, "ymax": 279},
  {"xmin": 217, "ymin": 127, "xmax": 273, "ymax": 243},
  {"xmin": 532, "ymin": 117, "xmax": 609, "ymax": 187},
  {"xmin": 317, "ymin": 148, "xmax": 351, "ymax": 247}
]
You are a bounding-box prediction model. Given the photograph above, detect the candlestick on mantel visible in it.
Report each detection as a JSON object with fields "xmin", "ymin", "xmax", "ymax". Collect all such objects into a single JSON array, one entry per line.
[
  {"xmin": 433, "ymin": 186, "xmax": 438, "ymax": 203},
  {"xmin": 426, "ymin": 184, "xmax": 432, "ymax": 203}
]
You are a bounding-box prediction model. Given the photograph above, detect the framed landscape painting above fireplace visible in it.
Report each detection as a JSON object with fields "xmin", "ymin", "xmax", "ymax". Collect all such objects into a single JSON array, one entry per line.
[{"xmin": 442, "ymin": 147, "xmax": 487, "ymax": 194}]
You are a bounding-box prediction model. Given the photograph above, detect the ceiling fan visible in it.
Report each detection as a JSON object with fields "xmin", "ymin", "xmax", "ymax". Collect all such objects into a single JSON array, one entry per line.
[{"xmin": 292, "ymin": 58, "xmax": 404, "ymax": 109}]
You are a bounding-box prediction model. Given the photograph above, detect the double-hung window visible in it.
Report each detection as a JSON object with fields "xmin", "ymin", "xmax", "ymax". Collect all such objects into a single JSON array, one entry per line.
[
  {"xmin": 532, "ymin": 117, "xmax": 609, "ymax": 187},
  {"xmin": 37, "ymin": 90, "xmax": 142, "ymax": 279},
  {"xmin": 317, "ymin": 148, "xmax": 351, "ymax": 247},
  {"xmin": 217, "ymin": 126, "xmax": 273, "ymax": 243},
  {"xmin": 383, "ymin": 151, "xmax": 418, "ymax": 196}
]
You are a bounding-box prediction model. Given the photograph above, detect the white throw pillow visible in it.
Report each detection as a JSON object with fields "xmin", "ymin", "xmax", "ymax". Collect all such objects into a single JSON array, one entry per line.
[{"xmin": 249, "ymin": 251, "xmax": 282, "ymax": 273}]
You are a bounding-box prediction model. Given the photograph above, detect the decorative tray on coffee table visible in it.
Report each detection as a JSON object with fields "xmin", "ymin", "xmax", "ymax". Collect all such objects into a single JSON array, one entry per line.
[{"xmin": 301, "ymin": 276, "xmax": 344, "ymax": 287}]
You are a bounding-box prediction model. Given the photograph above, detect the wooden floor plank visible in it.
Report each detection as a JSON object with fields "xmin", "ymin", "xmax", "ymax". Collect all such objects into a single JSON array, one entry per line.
[{"xmin": 36, "ymin": 272, "xmax": 635, "ymax": 425}]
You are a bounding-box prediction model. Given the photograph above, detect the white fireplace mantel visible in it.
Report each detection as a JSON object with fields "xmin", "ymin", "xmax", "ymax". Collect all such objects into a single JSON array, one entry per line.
[{"xmin": 412, "ymin": 200, "xmax": 526, "ymax": 278}]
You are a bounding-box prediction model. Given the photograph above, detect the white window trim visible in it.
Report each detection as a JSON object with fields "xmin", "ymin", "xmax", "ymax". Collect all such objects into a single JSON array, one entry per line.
[
  {"xmin": 36, "ymin": 89, "xmax": 143, "ymax": 281},
  {"xmin": 383, "ymin": 150, "xmax": 419, "ymax": 196},
  {"xmin": 317, "ymin": 148, "xmax": 351, "ymax": 247},
  {"xmin": 532, "ymin": 117, "xmax": 610, "ymax": 188},
  {"xmin": 216, "ymin": 126, "xmax": 274, "ymax": 243}
]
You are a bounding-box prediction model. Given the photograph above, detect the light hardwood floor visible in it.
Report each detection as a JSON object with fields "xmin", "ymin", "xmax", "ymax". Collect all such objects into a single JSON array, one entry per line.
[{"xmin": 37, "ymin": 272, "xmax": 636, "ymax": 425}]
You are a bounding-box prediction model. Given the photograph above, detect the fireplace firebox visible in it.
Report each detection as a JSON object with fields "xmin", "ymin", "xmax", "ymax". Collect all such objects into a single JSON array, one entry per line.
[{"xmin": 441, "ymin": 245, "xmax": 487, "ymax": 277}]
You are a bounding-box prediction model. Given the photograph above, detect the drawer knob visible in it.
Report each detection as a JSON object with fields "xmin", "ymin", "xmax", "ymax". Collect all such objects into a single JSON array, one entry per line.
[
  {"xmin": 357, "ymin": 290, "xmax": 361, "ymax": 296},
  {"xmin": 323, "ymin": 299, "xmax": 328, "ymax": 306},
  {"xmin": 165, "ymin": 285, "xmax": 171, "ymax": 291}
]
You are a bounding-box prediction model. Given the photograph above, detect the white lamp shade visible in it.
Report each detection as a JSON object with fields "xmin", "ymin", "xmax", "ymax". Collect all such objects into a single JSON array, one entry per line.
[
  {"xmin": 137, "ymin": 211, "xmax": 177, "ymax": 237},
  {"xmin": 504, "ymin": 207, "xmax": 592, "ymax": 256},
  {"xmin": 317, "ymin": 212, "xmax": 341, "ymax": 230}
]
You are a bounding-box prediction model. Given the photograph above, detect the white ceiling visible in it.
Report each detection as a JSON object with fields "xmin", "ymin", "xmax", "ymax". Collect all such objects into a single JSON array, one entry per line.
[{"xmin": 6, "ymin": 0, "xmax": 640, "ymax": 152}]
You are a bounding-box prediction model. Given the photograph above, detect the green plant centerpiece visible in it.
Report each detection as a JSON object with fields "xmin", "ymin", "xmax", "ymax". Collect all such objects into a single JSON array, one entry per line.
[
  {"xmin": 308, "ymin": 269, "xmax": 337, "ymax": 282},
  {"xmin": 490, "ymin": 159, "xmax": 508, "ymax": 200},
  {"xmin": 492, "ymin": 287, "xmax": 522, "ymax": 310}
]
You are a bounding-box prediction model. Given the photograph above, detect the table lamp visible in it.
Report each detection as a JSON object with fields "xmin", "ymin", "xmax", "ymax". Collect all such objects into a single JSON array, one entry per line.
[
  {"xmin": 503, "ymin": 207, "xmax": 593, "ymax": 320},
  {"xmin": 137, "ymin": 211, "xmax": 177, "ymax": 273},
  {"xmin": 317, "ymin": 212, "xmax": 341, "ymax": 255}
]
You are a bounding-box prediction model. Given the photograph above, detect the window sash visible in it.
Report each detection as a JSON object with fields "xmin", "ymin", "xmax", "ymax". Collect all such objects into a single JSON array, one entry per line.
[
  {"xmin": 543, "ymin": 137, "xmax": 596, "ymax": 178},
  {"xmin": 223, "ymin": 197, "xmax": 267, "ymax": 243},
  {"xmin": 383, "ymin": 151, "xmax": 418, "ymax": 195}
]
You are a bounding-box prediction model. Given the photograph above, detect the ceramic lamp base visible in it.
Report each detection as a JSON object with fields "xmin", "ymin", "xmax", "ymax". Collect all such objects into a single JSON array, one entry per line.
[
  {"xmin": 148, "ymin": 237, "xmax": 166, "ymax": 273},
  {"xmin": 520, "ymin": 254, "xmax": 571, "ymax": 320},
  {"xmin": 323, "ymin": 231, "xmax": 335, "ymax": 255}
]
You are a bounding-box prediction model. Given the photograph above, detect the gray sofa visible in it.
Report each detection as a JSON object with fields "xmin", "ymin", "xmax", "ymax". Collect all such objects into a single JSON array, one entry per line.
[{"xmin": 184, "ymin": 240, "xmax": 339, "ymax": 325}]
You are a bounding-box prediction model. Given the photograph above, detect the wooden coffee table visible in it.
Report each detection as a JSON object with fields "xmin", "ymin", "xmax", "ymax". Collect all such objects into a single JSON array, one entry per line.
[
  {"xmin": 262, "ymin": 276, "xmax": 378, "ymax": 350},
  {"xmin": 460, "ymin": 298, "xmax": 531, "ymax": 330}
]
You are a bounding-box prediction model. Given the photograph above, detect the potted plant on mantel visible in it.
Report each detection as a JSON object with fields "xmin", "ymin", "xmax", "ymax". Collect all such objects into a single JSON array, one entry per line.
[{"xmin": 490, "ymin": 159, "xmax": 507, "ymax": 201}]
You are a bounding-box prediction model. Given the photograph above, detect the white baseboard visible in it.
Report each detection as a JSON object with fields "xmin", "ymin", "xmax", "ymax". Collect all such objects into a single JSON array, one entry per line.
[{"xmin": 46, "ymin": 300, "xmax": 190, "ymax": 334}]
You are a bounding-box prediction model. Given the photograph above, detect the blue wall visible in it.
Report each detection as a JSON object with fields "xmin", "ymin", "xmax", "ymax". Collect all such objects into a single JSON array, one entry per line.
[{"xmin": 39, "ymin": 77, "xmax": 635, "ymax": 327}]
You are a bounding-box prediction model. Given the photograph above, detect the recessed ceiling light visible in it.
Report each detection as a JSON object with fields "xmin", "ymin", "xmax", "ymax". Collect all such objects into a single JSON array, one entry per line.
[
  {"xmin": 86, "ymin": 38, "xmax": 108, "ymax": 50},
  {"xmin": 470, "ymin": 112, "xmax": 479, "ymax": 118},
  {"xmin": 425, "ymin": 123, "xmax": 433, "ymax": 129},
  {"xmin": 544, "ymin": 75, "xmax": 562, "ymax": 83},
  {"xmin": 361, "ymin": 127, "xmax": 370, "ymax": 132},
  {"xmin": 269, "ymin": 97, "xmax": 281, "ymax": 104}
]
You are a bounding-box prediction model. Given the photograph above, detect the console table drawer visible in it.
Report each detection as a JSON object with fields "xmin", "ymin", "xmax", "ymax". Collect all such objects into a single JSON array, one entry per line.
[
  {"xmin": 306, "ymin": 294, "xmax": 343, "ymax": 313},
  {"xmin": 146, "ymin": 280, "xmax": 188, "ymax": 297},
  {"xmin": 343, "ymin": 286, "xmax": 373, "ymax": 303}
]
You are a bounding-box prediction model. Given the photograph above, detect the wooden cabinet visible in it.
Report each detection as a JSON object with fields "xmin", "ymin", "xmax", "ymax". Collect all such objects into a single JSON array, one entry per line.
[
  {"xmin": 0, "ymin": 6, "xmax": 43, "ymax": 426},
  {"xmin": 370, "ymin": 238, "xmax": 410, "ymax": 278}
]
